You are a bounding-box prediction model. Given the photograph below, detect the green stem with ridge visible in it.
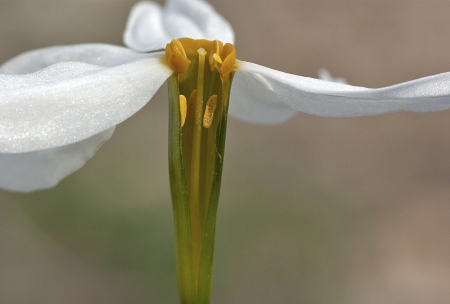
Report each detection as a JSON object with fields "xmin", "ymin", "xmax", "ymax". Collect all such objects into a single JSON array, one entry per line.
[
  {"xmin": 167, "ymin": 44, "xmax": 235, "ymax": 304},
  {"xmin": 168, "ymin": 75, "xmax": 196, "ymax": 303}
]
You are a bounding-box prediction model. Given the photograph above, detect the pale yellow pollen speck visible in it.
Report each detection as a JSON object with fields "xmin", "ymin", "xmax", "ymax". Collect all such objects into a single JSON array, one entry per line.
[{"xmin": 203, "ymin": 95, "xmax": 217, "ymax": 128}]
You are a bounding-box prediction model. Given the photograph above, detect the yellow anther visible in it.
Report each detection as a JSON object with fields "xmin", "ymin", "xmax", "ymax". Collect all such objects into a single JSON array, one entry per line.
[
  {"xmin": 218, "ymin": 43, "xmax": 236, "ymax": 77},
  {"xmin": 165, "ymin": 38, "xmax": 236, "ymax": 77},
  {"xmin": 209, "ymin": 40, "xmax": 223, "ymax": 71},
  {"xmin": 179, "ymin": 95, "xmax": 187, "ymax": 127},
  {"xmin": 172, "ymin": 39, "xmax": 187, "ymax": 58},
  {"xmin": 165, "ymin": 39, "xmax": 191, "ymax": 74},
  {"xmin": 203, "ymin": 95, "xmax": 218, "ymax": 128},
  {"xmin": 212, "ymin": 40, "xmax": 222, "ymax": 55}
]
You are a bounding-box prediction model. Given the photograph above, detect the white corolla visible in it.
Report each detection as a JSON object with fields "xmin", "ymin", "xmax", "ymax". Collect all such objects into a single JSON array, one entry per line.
[{"xmin": 2, "ymin": 0, "xmax": 450, "ymax": 192}]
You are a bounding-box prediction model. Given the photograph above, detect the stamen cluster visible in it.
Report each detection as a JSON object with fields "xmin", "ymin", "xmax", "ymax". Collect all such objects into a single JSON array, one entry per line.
[
  {"xmin": 164, "ymin": 38, "xmax": 236, "ymax": 130},
  {"xmin": 165, "ymin": 38, "xmax": 236, "ymax": 79}
]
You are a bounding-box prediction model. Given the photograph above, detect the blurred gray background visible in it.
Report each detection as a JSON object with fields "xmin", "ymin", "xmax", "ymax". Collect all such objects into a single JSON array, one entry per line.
[{"xmin": 2, "ymin": 0, "xmax": 450, "ymax": 303}]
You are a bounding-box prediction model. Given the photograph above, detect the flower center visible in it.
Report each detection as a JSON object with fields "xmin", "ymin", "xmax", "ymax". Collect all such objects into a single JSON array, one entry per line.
[
  {"xmin": 166, "ymin": 38, "xmax": 236, "ymax": 301},
  {"xmin": 165, "ymin": 38, "xmax": 236, "ymax": 128},
  {"xmin": 165, "ymin": 38, "xmax": 236, "ymax": 78}
]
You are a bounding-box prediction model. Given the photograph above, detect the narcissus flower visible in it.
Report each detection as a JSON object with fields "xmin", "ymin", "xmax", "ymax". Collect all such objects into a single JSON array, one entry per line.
[
  {"xmin": 4, "ymin": 0, "xmax": 450, "ymax": 303},
  {"xmin": 2, "ymin": 0, "xmax": 450, "ymax": 192}
]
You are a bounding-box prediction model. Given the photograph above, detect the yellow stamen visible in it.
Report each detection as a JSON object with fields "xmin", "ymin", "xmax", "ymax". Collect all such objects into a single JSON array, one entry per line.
[
  {"xmin": 208, "ymin": 40, "xmax": 223, "ymax": 71},
  {"xmin": 165, "ymin": 39, "xmax": 191, "ymax": 74},
  {"xmin": 179, "ymin": 95, "xmax": 187, "ymax": 127},
  {"xmin": 203, "ymin": 95, "xmax": 217, "ymax": 128},
  {"xmin": 164, "ymin": 38, "xmax": 236, "ymax": 78},
  {"xmin": 218, "ymin": 43, "xmax": 236, "ymax": 77}
]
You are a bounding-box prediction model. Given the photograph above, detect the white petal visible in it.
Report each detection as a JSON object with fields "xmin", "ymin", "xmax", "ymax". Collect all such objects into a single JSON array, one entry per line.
[
  {"xmin": 165, "ymin": 0, "xmax": 234, "ymax": 43},
  {"xmin": 124, "ymin": 0, "xmax": 234, "ymax": 52},
  {"xmin": 0, "ymin": 44, "xmax": 149, "ymax": 74},
  {"xmin": 0, "ymin": 51, "xmax": 172, "ymax": 153},
  {"xmin": 229, "ymin": 68, "xmax": 297, "ymax": 124},
  {"xmin": 123, "ymin": 2, "xmax": 171, "ymax": 52},
  {"xmin": 0, "ymin": 128, "xmax": 114, "ymax": 192},
  {"xmin": 237, "ymin": 61, "xmax": 450, "ymax": 119}
]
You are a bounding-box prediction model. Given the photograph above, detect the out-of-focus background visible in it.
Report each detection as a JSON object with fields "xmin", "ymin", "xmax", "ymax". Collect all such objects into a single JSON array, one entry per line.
[{"xmin": 2, "ymin": 0, "xmax": 450, "ymax": 303}]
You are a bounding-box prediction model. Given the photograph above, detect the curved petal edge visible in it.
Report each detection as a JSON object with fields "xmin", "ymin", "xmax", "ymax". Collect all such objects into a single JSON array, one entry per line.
[
  {"xmin": 238, "ymin": 62, "xmax": 450, "ymax": 118},
  {"xmin": 124, "ymin": 0, "xmax": 235, "ymax": 52},
  {"xmin": 0, "ymin": 44, "xmax": 150, "ymax": 74},
  {"xmin": 0, "ymin": 52, "xmax": 172, "ymax": 153},
  {"xmin": 0, "ymin": 128, "xmax": 114, "ymax": 192},
  {"xmin": 123, "ymin": 2, "xmax": 171, "ymax": 52}
]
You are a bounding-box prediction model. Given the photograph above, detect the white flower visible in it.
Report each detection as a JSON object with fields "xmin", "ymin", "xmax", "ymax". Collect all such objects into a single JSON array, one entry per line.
[{"xmin": 2, "ymin": 0, "xmax": 450, "ymax": 192}]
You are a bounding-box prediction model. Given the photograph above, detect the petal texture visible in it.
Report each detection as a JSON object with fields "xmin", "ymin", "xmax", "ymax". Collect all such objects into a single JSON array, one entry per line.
[
  {"xmin": 0, "ymin": 128, "xmax": 114, "ymax": 192},
  {"xmin": 123, "ymin": 2, "xmax": 171, "ymax": 52},
  {"xmin": 0, "ymin": 44, "xmax": 149, "ymax": 74},
  {"xmin": 0, "ymin": 49, "xmax": 172, "ymax": 153},
  {"xmin": 124, "ymin": 0, "xmax": 234, "ymax": 52},
  {"xmin": 237, "ymin": 62, "xmax": 450, "ymax": 120},
  {"xmin": 164, "ymin": 0, "xmax": 234, "ymax": 43},
  {"xmin": 229, "ymin": 68, "xmax": 297, "ymax": 124}
]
